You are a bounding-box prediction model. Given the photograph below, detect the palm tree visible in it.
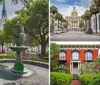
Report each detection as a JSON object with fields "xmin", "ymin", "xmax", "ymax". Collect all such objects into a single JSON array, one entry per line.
[
  {"xmin": 90, "ymin": 3, "xmax": 99, "ymax": 33},
  {"xmin": 55, "ymin": 13, "xmax": 63, "ymax": 30},
  {"xmin": 79, "ymin": 19, "xmax": 84, "ymax": 31},
  {"xmin": 94, "ymin": 0, "xmax": 100, "ymax": 7},
  {"xmin": 50, "ymin": 6, "xmax": 58, "ymax": 33},
  {"xmin": 61, "ymin": 18, "xmax": 68, "ymax": 31}
]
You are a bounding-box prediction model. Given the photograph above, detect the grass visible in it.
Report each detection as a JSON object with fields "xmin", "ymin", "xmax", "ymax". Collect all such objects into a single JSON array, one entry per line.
[{"xmin": 0, "ymin": 52, "xmax": 48, "ymax": 63}]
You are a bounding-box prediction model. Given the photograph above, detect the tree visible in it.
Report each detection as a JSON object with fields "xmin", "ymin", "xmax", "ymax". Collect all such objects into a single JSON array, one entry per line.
[
  {"xmin": 0, "ymin": 0, "xmax": 32, "ymax": 4},
  {"xmin": 3, "ymin": 16, "xmax": 25, "ymax": 45},
  {"xmin": 25, "ymin": 0, "xmax": 49, "ymax": 56},
  {"xmin": 82, "ymin": 10, "xmax": 91, "ymax": 30},
  {"xmin": 62, "ymin": 18, "xmax": 68, "ymax": 28},
  {"xmin": 94, "ymin": 0, "xmax": 100, "ymax": 7},
  {"xmin": 50, "ymin": 43, "xmax": 60, "ymax": 71},
  {"xmin": 0, "ymin": 30, "xmax": 5, "ymax": 53},
  {"xmin": 79, "ymin": 19, "xmax": 84, "ymax": 31},
  {"xmin": 50, "ymin": 6, "xmax": 58, "ymax": 33},
  {"xmin": 90, "ymin": 3, "xmax": 100, "ymax": 33},
  {"xmin": 55, "ymin": 13, "xmax": 63, "ymax": 30}
]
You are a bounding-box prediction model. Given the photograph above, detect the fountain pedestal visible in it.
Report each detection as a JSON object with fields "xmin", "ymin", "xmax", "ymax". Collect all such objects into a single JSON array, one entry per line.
[{"xmin": 10, "ymin": 46, "xmax": 28, "ymax": 73}]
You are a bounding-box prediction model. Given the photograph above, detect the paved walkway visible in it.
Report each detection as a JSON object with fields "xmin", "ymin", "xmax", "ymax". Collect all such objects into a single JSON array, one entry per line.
[
  {"xmin": 51, "ymin": 31, "xmax": 100, "ymax": 41},
  {"xmin": 71, "ymin": 74, "xmax": 81, "ymax": 85}
]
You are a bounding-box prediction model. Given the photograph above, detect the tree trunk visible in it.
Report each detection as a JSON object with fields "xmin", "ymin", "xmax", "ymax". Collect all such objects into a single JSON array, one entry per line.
[
  {"xmin": 41, "ymin": 42, "xmax": 46, "ymax": 57},
  {"xmin": 95, "ymin": 14, "xmax": 97, "ymax": 33},
  {"xmin": 40, "ymin": 36, "xmax": 47, "ymax": 57},
  {"xmin": 1, "ymin": 40, "xmax": 4, "ymax": 53},
  {"xmin": 52, "ymin": 15, "xmax": 54, "ymax": 33},
  {"xmin": 58, "ymin": 20, "xmax": 59, "ymax": 30}
]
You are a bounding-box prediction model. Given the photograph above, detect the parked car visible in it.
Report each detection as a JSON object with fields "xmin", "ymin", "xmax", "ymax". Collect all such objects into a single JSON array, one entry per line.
[
  {"xmin": 85, "ymin": 29, "xmax": 93, "ymax": 34},
  {"xmin": 54, "ymin": 29, "xmax": 61, "ymax": 34}
]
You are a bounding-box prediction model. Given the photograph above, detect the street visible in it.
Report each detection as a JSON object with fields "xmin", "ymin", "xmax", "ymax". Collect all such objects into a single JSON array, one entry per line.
[{"xmin": 51, "ymin": 31, "xmax": 100, "ymax": 41}]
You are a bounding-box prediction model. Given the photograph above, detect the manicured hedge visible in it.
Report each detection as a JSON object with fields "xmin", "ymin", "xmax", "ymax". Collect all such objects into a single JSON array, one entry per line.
[
  {"xmin": 53, "ymin": 67, "xmax": 70, "ymax": 73},
  {"xmin": 50, "ymin": 72, "xmax": 72, "ymax": 85},
  {"xmin": 79, "ymin": 74, "xmax": 100, "ymax": 85}
]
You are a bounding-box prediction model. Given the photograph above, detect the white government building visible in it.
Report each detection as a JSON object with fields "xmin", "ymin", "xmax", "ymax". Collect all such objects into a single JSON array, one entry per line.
[{"xmin": 65, "ymin": 7, "xmax": 81, "ymax": 31}]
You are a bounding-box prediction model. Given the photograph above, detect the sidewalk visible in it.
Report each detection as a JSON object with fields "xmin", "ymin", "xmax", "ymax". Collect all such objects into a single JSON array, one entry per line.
[{"xmin": 71, "ymin": 74, "xmax": 81, "ymax": 85}]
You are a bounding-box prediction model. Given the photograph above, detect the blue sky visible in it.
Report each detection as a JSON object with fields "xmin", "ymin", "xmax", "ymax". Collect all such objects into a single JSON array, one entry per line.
[{"xmin": 51, "ymin": 0, "xmax": 92, "ymax": 17}]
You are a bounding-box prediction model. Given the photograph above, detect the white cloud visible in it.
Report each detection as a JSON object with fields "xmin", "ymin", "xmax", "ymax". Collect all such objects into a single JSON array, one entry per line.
[
  {"xmin": 56, "ymin": 5, "xmax": 87, "ymax": 17},
  {"xmin": 75, "ymin": 0, "xmax": 92, "ymax": 8},
  {"xmin": 55, "ymin": 0, "xmax": 67, "ymax": 3}
]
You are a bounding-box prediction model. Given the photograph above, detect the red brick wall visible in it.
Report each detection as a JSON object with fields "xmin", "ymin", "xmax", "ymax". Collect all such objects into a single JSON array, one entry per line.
[{"xmin": 58, "ymin": 49, "xmax": 98, "ymax": 68}]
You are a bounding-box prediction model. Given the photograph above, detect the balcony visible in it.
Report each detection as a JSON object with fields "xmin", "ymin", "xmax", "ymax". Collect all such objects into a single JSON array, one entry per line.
[
  {"xmin": 58, "ymin": 58, "xmax": 67, "ymax": 62},
  {"xmin": 85, "ymin": 58, "xmax": 93, "ymax": 62}
]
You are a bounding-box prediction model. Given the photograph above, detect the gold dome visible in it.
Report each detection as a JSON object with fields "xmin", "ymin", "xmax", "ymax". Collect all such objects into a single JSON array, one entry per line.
[{"xmin": 72, "ymin": 7, "xmax": 77, "ymax": 13}]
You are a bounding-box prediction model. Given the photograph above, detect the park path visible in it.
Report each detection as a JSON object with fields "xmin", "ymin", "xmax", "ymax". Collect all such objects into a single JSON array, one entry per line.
[{"xmin": 71, "ymin": 74, "xmax": 81, "ymax": 85}]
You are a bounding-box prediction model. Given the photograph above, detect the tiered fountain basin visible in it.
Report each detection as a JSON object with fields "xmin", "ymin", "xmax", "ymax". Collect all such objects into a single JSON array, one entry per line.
[
  {"xmin": 9, "ymin": 46, "xmax": 33, "ymax": 77},
  {"xmin": 9, "ymin": 46, "xmax": 28, "ymax": 52}
]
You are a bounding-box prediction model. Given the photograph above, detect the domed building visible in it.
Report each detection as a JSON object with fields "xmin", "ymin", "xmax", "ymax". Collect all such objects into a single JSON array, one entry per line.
[{"xmin": 66, "ymin": 7, "xmax": 81, "ymax": 31}]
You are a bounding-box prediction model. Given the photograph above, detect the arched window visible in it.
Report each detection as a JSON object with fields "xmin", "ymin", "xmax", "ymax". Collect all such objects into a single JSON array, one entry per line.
[
  {"xmin": 72, "ymin": 51, "xmax": 79, "ymax": 60},
  {"xmin": 85, "ymin": 51, "xmax": 92, "ymax": 60},
  {"xmin": 59, "ymin": 51, "xmax": 66, "ymax": 60}
]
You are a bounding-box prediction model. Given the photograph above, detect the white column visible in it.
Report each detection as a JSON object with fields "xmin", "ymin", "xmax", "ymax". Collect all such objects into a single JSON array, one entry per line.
[
  {"xmin": 70, "ymin": 62, "xmax": 71, "ymax": 74},
  {"xmin": 72, "ymin": 62, "xmax": 73, "ymax": 74}
]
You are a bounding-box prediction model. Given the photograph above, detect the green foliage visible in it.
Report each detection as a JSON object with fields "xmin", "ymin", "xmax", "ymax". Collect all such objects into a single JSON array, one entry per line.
[
  {"xmin": 79, "ymin": 19, "xmax": 84, "ymax": 30},
  {"xmin": 3, "ymin": 0, "xmax": 49, "ymax": 56},
  {"xmin": 50, "ymin": 6, "xmax": 58, "ymax": 15},
  {"xmin": 25, "ymin": 0, "xmax": 49, "ymax": 56},
  {"xmin": 50, "ymin": 43, "xmax": 60, "ymax": 56},
  {"xmin": 90, "ymin": 3, "xmax": 100, "ymax": 15},
  {"xmin": 53, "ymin": 67, "xmax": 70, "ymax": 73},
  {"xmin": 79, "ymin": 74, "xmax": 100, "ymax": 85},
  {"xmin": 50, "ymin": 43, "xmax": 60, "ymax": 71},
  {"xmin": 0, "ymin": 53, "xmax": 16, "ymax": 59},
  {"xmin": 82, "ymin": 10, "xmax": 91, "ymax": 20},
  {"xmin": 79, "ymin": 61, "xmax": 100, "ymax": 74},
  {"xmin": 50, "ymin": 72, "xmax": 72, "ymax": 85},
  {"xmin": 3, "ymin": 16, "xmax": 25, "ymax": 44}
]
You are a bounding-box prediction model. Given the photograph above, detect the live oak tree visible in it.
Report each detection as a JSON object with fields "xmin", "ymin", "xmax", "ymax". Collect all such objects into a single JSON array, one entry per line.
[
  {"xmin": 3, "ymin": 0, "xmax": 49, "ymax": 57},
  {"xmin": 25, "ymin": 0, "xmax": 49, "ymax": 56},
  {"xmin": 0, "ymin": 30, "xmax": 5, "ymax": 53}
]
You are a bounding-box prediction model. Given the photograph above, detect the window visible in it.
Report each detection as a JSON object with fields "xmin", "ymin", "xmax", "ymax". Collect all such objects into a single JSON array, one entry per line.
[
  {"xmin": 59, "ymin": 52, "xmax": 66, "ymax": 60},
  {"xmin": 59, "ymin": 64, "xmax": 66, "ymax": 73},
  {"xmin": 72, "ymin": 51, "xmax": 79, "ymax": 60},
  {"xmin": 85, "ymin": 51, "xmax": 92, "ymax": 60},
  {"xmin": 59, "ymin": 64, "xmax": 66, "ymax": 67}
]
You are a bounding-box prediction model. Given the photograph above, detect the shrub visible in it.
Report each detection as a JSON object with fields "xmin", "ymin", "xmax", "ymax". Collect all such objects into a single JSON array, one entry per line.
[
  {"xmin": 79, "ymin": 62, "xmax": 99, "ymax": 74},
  {"xmin": 50, "ymin": 72, "xmax": 72, "ymax": 85},
  {"xmin": 79, "ymin": 74, "xmax": 100, "ymax": 85},
  {"xmin": 0, "ymin": 53, "xmax": 15, "ymax": 59},
  {"xmin": 53, "ymin": 67, "xmax": 70, "ymax": 73}
]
